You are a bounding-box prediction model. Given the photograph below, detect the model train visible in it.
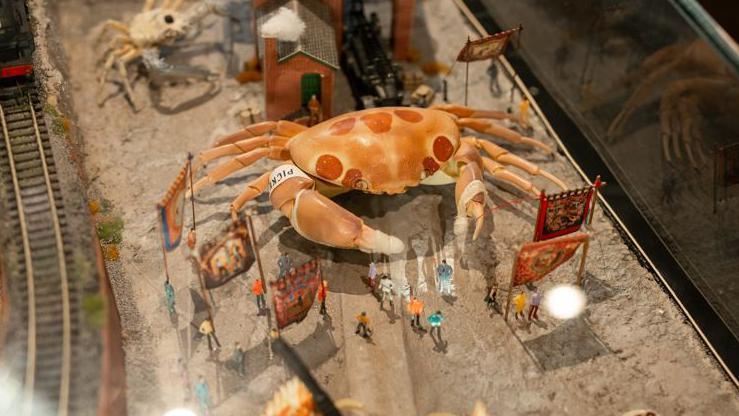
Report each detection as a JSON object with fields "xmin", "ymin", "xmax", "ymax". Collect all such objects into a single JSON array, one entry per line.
[
  {"xmin": 341, "ymin": 0, "xmax": 404, "ymax": 109},
  {"xmin": 0, "ymin": 0, "xmax": 34, "ymax": 79}
]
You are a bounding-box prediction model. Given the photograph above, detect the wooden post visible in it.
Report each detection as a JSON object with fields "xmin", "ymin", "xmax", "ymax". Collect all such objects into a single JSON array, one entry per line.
[
  {"xmin": 533, "ymin": 190, "xmax": 547, "ymax": 242},
  {"xmin": 576, "ymin": 236, "xmax": 590, "ymax": 286},
  {"xmin": 464, "ymin": 36, "xmax": 470, "ymax": 106},
  {"xmin": 503, "ymin": 255, "xmax": 519, "ymax": 322},
  {"xmin": 587, "ymin": 175, "xmax": 602, "ymax": 225},
  {"xmin": 244, "ymin": 209, "xmax": 275, "ymax": 360}
]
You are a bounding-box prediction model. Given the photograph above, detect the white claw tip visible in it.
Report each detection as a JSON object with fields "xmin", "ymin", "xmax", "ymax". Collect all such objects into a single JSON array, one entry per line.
[
  {"xmin": 374, "ymin": 231, "xmax": 405, "ymax": 254},
  {"xmin": 454, "ymin": 216, "xmax": 467, "ymax": 236}
]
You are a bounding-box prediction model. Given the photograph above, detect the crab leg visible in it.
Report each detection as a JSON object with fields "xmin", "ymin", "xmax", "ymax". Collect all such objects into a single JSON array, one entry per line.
[
  {"xmin": 194, "ymin": 135, "xmax": 289, "ymax": 171},
  {"xmin": 453, "ymin": 142, "xmax": 488, "ymax": 239},
  {"xmin": 213, "ymin": 120, "xmax": 305, "ymax": 147},
  {"xmin": 231, "ymin": 171, "xmax": 271, "ymax": 211},
  {"xmin": 269, "ymin": 167, "xmax": 405, "ymax": 254},
  {"xmin": 457, "ymin": 118, "xmax": 553, "ymax": 154},
  {"xmin": 116, "ymin": 48, "xmax": 142, "ymax": 107},
  {"xmin": 480, "ymin": 156, "xmax": 540, "ymax": 197},
  {"xmin": 431, "ymin": 103, "xmax": 519, "ymax": 124},
  {"xmin": 143, "ymin": 0, "xmax": 156, "ymax": 12},
  {"xmin": 192, "ymin": 147, "xmax": 288, "ymax": 194},
  {"xmin": 466, "ymin": 137, "xmax": 567, "ymax": 190}
]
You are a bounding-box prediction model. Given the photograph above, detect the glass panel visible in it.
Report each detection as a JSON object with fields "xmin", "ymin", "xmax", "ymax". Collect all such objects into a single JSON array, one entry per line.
[{"xmin": 476, "ymin": 0, "xmax": 739, "ymax": 337}]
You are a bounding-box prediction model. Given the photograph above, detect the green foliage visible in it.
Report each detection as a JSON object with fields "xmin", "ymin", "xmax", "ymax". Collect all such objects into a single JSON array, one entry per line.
[
  {"xmin": 100, "ymin": 199, "xmax": 113, "ymax": 215},
  {"xmin": 71, "ymin": 251, "xmax": 92, "ymax": 283},
  {"xmin": 43, "ymin": 103, "xmax": 66, "ymax": 136},
  {"xmin": 82, "ymin": 294, "xmax": 106, "ymax": 328},
  {"xmin": 97, "ymin": 216, "xmax": 124, "ymax": 245}
]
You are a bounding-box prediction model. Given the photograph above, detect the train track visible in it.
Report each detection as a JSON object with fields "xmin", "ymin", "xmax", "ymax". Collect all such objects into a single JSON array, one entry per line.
[{"xmin": 0, "ymin": 84, "xmax": 78, "ymax": 416}]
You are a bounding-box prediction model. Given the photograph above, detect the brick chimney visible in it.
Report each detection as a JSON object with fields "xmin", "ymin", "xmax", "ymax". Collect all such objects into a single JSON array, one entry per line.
[{"xmin": 263, "ymin": 36, "xmax": 279, "ymax": 119}]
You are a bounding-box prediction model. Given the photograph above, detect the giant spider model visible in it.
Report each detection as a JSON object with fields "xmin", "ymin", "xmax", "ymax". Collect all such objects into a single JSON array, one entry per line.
[
  {"xmin": 608, "ymin": 39, "xmax": 739, "ymax": 168},
  {"xmin": 96, "ymin": 0, "xmax": 225, "ymax": 107},
  {"xmin": 190, "ymin": 104, "xmax": 567, "ymax": 254}
]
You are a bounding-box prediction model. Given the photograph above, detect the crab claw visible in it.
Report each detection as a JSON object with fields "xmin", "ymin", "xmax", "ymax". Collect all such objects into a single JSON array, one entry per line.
[{"xmin": 454, "ymin": 178, "xmax": 488, "ymax": 240}]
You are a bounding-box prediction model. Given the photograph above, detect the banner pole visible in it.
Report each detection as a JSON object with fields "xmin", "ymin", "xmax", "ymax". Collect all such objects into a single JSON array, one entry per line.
[
  {"xmin": 503, "ymin": 255, "xmax": 518, "ymax": 322},
  {"xmin": 587, "ymin": 175, "xmax": 601, "ymax": 225},
  {"xmin": 187, "ymin": 153, "xmax": 197, "ymax": 232},
  {"xmin": 576, "ymin": 236, "xmax": 590, "ymax": 286},
  {"xmin": 464, "ymin": 36, "xmax": 470, "ymax": 106},
  {"xmin": 244, "ymin": 208, "xmax": 276, "ymax": 360}
]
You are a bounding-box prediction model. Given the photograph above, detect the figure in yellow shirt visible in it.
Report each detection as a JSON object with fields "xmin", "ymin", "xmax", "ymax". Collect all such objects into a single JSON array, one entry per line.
[
  {"xmin": 519, "ymin": 98, "xmax": 531, "ymax": 130},
  {"xmin": 512, "ymin": 292, "xmax": 527, "ymax": 321},
  {"xmin": 355, "ymin": 311, "xmax": 372, "ymax": 338}
]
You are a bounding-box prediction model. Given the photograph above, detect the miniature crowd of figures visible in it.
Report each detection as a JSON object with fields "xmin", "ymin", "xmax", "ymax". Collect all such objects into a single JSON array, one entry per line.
[{"xmin": 359, "ymin": 260, "xmax": 449, "ymax": 349}]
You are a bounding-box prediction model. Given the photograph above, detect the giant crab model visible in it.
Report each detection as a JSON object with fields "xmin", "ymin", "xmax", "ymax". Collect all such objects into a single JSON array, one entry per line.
[
  {"xmin": 607, "ymin": 39, "xmax": 739, "ymax": 168},
  {"xmin": 190, "ymin": 104, "xmax": 567, "ymax": 254},
  {"xmin": 96, "ymin": 0, "xmax": 225, "ymax": 107}
]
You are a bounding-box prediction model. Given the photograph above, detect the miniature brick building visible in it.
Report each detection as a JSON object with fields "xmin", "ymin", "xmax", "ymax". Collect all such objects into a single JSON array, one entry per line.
[{"xmin": 254, "ymin": 0, "xmax": 416, "ymax": 121}]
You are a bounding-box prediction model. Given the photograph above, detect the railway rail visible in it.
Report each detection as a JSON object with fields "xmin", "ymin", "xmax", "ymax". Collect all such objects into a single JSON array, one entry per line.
[{"xmin": 0, "ymin": 83, "xmax": 79, "ymax": 416}]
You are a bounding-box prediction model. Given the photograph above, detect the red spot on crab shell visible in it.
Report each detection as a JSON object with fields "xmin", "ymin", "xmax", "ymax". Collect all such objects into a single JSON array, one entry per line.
[
  {"xmin": 433, "ymin": 136, "xmax": 454, "ymax": 162},
  {"xmin": 423, "ymin": 157, "xmax": 440, "ymax": 176},
  {"xmin": 360, "ymin": 112, "xmax": 393, "ymax": 133},
  {"xmin": 316, "ymin": 155, "xmax": 343, "ymax": 180},
  {"xmin": 342, "ymin": 168, "xmax": 364, "ymax": 189},
  {"xmin": 394, "ymin": 109, "xmax": 423, "ymax": 123},
  {"xmin": 329, "ymin": 117, "xmax": 356, "ymax": 135}
]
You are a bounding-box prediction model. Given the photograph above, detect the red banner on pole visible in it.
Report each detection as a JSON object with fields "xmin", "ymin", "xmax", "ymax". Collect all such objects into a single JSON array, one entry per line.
[
  {"xmin": 513, "ymin": 233, "xmax": 588, "ymax": 287},
  {"xmin": 270, "ymin": 259, "xmax": 322, "ymax": 329},
  {"xmin": 533, "ymin": 184, "xmax": 596, "ymax": 242},
  {"xmin": 456, "ymin": 25, "xmax": 522, "ymax": 62}
]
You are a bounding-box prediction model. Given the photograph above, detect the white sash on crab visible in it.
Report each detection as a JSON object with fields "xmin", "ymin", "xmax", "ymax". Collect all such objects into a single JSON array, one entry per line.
[{"xmin": 268, "ymin": 164, "xmax": 312, "ymax": 196}]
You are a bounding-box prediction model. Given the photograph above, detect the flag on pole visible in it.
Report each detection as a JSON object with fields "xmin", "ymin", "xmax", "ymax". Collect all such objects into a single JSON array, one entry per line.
[
  {"xmin": 513, "ymin": 233, "xmax": 588, "ymax": 287},
  {"xmin": 270, "ymin": 259, "xmax": 322, "ymax": 329},
  {"xmin": 157, "ymin": 161, "xmax": 189, "ymax": 251},
  {"xmin": 533, "ymin": 185, "xmax": 596, "ymax": 241},
  {"xmin": 198, "ymin": 218, "xmax": 255, "ymax": 289},
  {"xmin": 456, "ymin": 25, "xmax": 522, "ymax": 62}
]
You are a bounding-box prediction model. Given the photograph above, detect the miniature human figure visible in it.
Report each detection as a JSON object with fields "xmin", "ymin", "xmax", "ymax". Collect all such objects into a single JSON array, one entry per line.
[
  {"xmin": 317, "ymin": 280, "xmax": 328, "ymax": 316},
  {"xmin": 486, "ymin": 60, "xmax": 501, "ymax": 96},
  {"xmin": 177, "ymin": 357, "xmax": 191, "ymax": 401},
  {"xmin": 251, "ymin": 278, "xmax": 266, "ymax": 312},
  {"xmin": 485, "ymin": 280, "xmax": 498, "ymax": 310},
  {"xmin": 436, "ymin": 260, "xmax": 453, "ymax": 296},
  {"xmin": 227, "ymin": 342, "xmax": 246, "ymax": 376},
  {"xmin": 199, "ymin": 318, "xmax": 221, "ymax": 351},
  {"xmin": 367, "ymin": 261, "xmax": 378, "ymax": 290},
  {"xmin": 355, "ymin": 311, "xmax": 371, "ymax": 338},
  {"xmin": 519, "ymin": 98, "xmax": 531, "ymax": 130},
  {"xmin": 408, "ymin": 296, "xmax": 424, "ymax": 329},
  {"xmin": 427, "ymin": 310, "xmax": 444, "ymax": 339},
  {"xmin": 528, "ymin": 286, "xmax": 541, "ymax": 321},
  {"xmin": 512, "ymin": 291, "xmax": 527, "ymax": 320},
  {"xmin": 308, "ymin": 94, "xmax": 322, "ymax": 126},
  {"xmin": 194, "ymin": 375, "xmax": 213, "ymax": 416},
  {"xmin": 164, "ymin": 279, "xmax": 176, "ymax": 318},
  {"xmin": 379, "ymin": 275, "xmax": 394, "ymax": 310},
  {"xmin": 278, "ymin": 253, "xmax": 292, "ymax": 278}
]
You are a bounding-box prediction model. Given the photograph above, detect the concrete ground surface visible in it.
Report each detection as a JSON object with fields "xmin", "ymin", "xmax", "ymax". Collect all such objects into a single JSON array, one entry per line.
[{"xmin": 41, "ymin": 0, "xmax": 739, "ymax": 415}]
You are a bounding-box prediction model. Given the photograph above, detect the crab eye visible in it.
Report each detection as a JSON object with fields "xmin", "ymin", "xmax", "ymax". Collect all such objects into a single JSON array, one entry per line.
[{"xmin": 164, "ymin": 15, "xmax": 174, "ymax": 24}]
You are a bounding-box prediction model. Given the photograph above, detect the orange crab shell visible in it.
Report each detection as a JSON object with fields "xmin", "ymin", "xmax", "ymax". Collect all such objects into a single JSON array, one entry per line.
[{"xmin": 287, "ymin": 107, "xmax": 460, "ymax": 194}]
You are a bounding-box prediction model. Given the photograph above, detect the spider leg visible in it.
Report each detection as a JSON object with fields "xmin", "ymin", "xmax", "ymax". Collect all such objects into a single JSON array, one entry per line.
[
  {"xmin": 456, "ymin": 118, "xmax": 553, "ymax": 154},
  {"xmin": 117, "ymin": 48, "xmax": 143, "ymax": 108}
]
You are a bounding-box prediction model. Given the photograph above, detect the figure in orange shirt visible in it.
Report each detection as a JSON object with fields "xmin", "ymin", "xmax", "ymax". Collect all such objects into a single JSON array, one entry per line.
[
  {"xmin": 317, "ymin": 280, "xmax": 328, "ymax": 317},
  {"xmin": 251, "ymin": 278, "xmax": 266, "ymax": 312},
  {"xmin": 408, "ymin": 296, "xmax": 424, "ymax": 329}
]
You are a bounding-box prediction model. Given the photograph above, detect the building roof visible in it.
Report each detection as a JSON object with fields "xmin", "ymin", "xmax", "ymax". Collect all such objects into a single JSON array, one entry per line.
[{"xmin": 256, "ymin": 0, "xmax": 339, "ymax": 69}]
